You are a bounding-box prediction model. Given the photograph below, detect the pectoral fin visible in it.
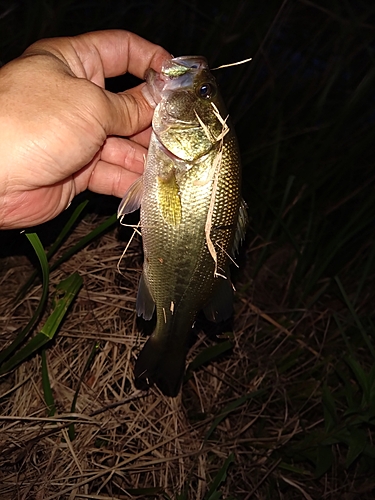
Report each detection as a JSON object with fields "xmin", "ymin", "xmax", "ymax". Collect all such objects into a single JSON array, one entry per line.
[
  {"xmin": 157, "ymin": 169, "xmax": 182, "ymax": 226},
  {"xmin": 117, "ymin": 176, "xmax": 143, "ymax": 218},
  {"xmin": 136, "ymin": 272, "xmax": 155, "ymax": 320},
  {"xmin": 202, "ymin": 276, "xmax": 234, "ymax": 323}
]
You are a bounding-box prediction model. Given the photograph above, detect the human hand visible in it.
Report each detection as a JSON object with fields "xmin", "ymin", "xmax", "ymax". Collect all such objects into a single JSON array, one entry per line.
[{"xmin": 0, "ymin": 30, "xmax": 170, "ymax": 229}]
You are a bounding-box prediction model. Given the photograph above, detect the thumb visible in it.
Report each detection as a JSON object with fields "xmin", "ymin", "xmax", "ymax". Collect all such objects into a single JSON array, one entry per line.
[{"xmin": 102, "ymin": 82, "xmax": 155, "ymax": 137}]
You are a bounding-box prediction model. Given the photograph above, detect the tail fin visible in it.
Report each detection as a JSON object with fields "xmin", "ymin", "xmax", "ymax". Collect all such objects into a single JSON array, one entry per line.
[{"xmin": 134, "ymin": 333, "xmax": 188, "ymax": 397}]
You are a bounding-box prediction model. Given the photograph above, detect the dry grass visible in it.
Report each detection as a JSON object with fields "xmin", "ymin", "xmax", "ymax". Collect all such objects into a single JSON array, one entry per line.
[{"xmin": 0, "ymin": 214, "xmax": 373, "ymax": 499}]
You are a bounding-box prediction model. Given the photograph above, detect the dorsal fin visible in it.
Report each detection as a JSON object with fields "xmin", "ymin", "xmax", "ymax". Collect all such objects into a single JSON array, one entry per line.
[{"xmin": 232, "ymin": 198, "xmax": 248, "ymax": 255}]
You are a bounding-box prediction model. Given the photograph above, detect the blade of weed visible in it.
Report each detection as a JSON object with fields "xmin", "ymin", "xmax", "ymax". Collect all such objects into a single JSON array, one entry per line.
[
  {"xmin": 315, "ymin": 445, "xmax": 333, "ymax": 477},
  {"xmin": 49, "ymin": 213, "xmax": 117, "ymax": 272},
  {"xmin": 69, "ymin": 340, "xmax": 101, "ymax": 441},
  {"xmin": 322, "ymin": 383, "xmax": 338, "ymax": 433},
  {"xmin": 0, "ymin": 272, "xmax": 82, "ymax": 374},
  {"xmin": 352, "ymin": 244, "xmax": 375, "ymax": 307},
  {"xmin": 0, "ymin": 233, "xmax": 49, "ymax": 366},
  {"xmin": 333, "ymin": 313, "xmax": 355, "ymax": 357},
  {"xmin": 185, "ymin": 340, "xmax": 233, "ymax": 381},
  {"xmin": 205, "ymin": 391, "xmax": 265, "ymax": 441},
  {"xmin": 300, "ymin": 196, "xmax": 375, "ymax": 299},
  {"xmin": 253, "ymin": 175, "xmax": 301, "ymax": 277},
  {"xmin": 41, "ymin": 349, "xmax": 56, "ymax": 417},
  {"xmin": 345, "ymin": 428, "xmax": 368, "ymax": 468},
  {"xmin": 204, "ymin": 453, "xmax": 235, "ymax": 500},
  {"xmin": 16, "ymin": 199, "xmax": 89, "ymax": 301},
  {"xmin": 344, "ymin": 355, "xmax": 371, "ymax": 407},
  {"xmin": 335, "ymin": 276, "xmax": 375, "ymax": 361}
]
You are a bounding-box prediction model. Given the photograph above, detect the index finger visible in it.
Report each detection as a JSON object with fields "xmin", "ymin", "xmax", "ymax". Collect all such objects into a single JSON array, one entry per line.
[{"xmin": 31, "ymin": 30, "xmax": 171, "ymax": 83}]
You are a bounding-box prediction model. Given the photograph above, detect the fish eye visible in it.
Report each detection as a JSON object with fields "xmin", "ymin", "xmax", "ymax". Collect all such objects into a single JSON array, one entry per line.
[{"xmin": 197, "ymin": 82, "xmax": 215, "ymax": 99}]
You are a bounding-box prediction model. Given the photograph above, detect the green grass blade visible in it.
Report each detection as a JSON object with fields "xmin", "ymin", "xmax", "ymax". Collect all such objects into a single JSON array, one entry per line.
[
  {"xmin": 333, "ymin": 313, "xmax": 355, "ymax": 357},
  {"xmin": 352, "ymin": 245, "xmax": 375, "ymax": 307},
  {"xmin": 278, "ymin": 462, "xmax": 310, "ymax": 475},
  {"xmin": 204, "ymin": 453, "xmax": 235, "ymax": 500},
  {"xmin": 345, "ymin": 428, "xmax": 368, "ymax": 468},
  {"xmin": 253, "ymin": 175, "xmax": 301, "ymax": 276},
  {"xmin": 0, "ymin": 233, "xmax": 49, "ymax": 366},
  {"xmin": 0, "ymin": 272, "xmax": 82, "ymax": 374},
  {"xmin": 315, "ymin": 445, "xmax": 333, "ymax": 478},
  {"xmin": 49, "ymin": 213, "xmax": 117, "ymax": 272},
  {"xmin": 205, "ymin": 391, "xmax": 265, "ymax": 441},
  {"xmin": 15, "ymin": 200, "xmax": 89, "ymax": 302},
  {"xmin": 322, "ymin": 383, "xmax": 338, "ymax": 432},
  {"xmin": 41, "ymin": 349, "xmax": 56, "ymax": 417},
  {"xmin": 40, "ymin": 272, "xmax": 83, "ymax": 339},
  {"xmin": 265, "ymin": 120, "xmax": 282, "ymax": 203},
  {"xmin": 69, "ymin": 340, "xmax": 100, "ymax": 441},
  {"xmin": 301, "ymin": 198, "xmax": 375, "ymax": 298},
  {"xmin": 46, "ymin": 200, "xmax": 90, "ymax": 261},
  {"xmin": 185, "ymin": 340, "xmax": 233, "ymax": 380},
  {"xmin": 344, "ymin": 355, "xmax": 370, "ymax": 406},
  {"xmin": 335, "ymin": 276, "xmax": 375, "ymax": 361},
  {"xmin": 0, "ymin": 331, "xmax": 56, "ymax": 374}
]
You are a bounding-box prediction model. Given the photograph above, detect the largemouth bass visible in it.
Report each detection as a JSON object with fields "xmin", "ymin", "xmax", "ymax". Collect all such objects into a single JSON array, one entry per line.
[{"xmin": 118, "ymin": 56, "xmax": 247, "ymax": 397}]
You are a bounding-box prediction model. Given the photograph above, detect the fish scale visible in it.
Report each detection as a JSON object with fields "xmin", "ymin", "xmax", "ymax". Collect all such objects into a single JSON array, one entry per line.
[
  {"xmin": 118, "ymin": 56, "xmax": 246, "ymax": 396},
  {"xmin": 141, "ymin": 140, "xmax": 238, "ymax": 314}
]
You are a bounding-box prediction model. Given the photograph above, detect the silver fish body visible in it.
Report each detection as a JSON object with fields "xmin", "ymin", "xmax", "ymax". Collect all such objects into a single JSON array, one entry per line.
[{"xmin": 118, "ymin": 56, "xmax": 246, "ymax": 396}]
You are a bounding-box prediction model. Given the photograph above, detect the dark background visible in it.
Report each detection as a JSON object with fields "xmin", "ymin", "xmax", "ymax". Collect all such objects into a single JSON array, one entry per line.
[{"xmin": 1, "ymin": 1, "xmax": 375, "ymax": 494}]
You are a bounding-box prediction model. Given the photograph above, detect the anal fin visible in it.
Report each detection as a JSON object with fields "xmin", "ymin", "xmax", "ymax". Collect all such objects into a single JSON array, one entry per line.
[{"xmin": 136, "ymin": 272, "xmax": 155, "ymax": 320}]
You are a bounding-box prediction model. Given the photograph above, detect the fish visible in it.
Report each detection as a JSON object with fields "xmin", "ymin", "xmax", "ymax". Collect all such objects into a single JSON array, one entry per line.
[{"xmin": 118, "ymin": 56, "xmax": 247, "ymax": 397}]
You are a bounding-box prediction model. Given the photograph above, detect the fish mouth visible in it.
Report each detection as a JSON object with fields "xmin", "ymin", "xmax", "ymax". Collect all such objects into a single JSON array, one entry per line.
[
  {"xmin": 145, "ymin": 56, "xmax": 209, "ymax": 104},
  {"xmin": 162, "ymin": 56, "xmax": 209, "ymax": 75},
  {"xmin": 146, "ymin": 55, "xmax": 217, "ymax": 162}
]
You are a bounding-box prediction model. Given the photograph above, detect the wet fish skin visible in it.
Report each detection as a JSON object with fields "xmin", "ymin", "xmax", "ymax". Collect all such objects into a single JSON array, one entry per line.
[{"xmin": 118, "ymin": 56, "xmax": 246, "ymax": 396}]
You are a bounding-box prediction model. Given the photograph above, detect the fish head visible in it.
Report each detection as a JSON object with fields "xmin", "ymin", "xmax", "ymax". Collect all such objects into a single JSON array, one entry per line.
[{"xmin": 146, "ymin": 56, "xmax": 227, "ymax": 162}]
